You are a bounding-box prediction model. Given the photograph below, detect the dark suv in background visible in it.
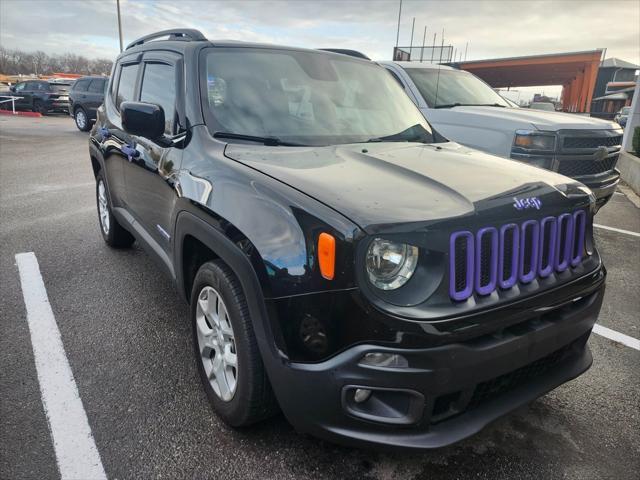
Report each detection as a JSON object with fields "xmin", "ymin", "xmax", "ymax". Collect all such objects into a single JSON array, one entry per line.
[
  {"xmin": 69, "ymin": 76, "xmax": 108, "ymax": 131},
  {"xmin": 8, "ymin": 79, "xmax": 72, "ymax": 114},
  {"xmin": 89, "ymin": 29, "xmax": 605, "ymax": 450}
]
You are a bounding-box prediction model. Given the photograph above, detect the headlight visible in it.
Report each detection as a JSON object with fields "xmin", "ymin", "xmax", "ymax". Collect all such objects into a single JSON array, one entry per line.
[
  {"xmin": 513, "ymin": 130, "xmax": 556, "ymax": 151},
  {"xmin": 365, "ymin": 238, "xmax": 418, "ymax": 290}
]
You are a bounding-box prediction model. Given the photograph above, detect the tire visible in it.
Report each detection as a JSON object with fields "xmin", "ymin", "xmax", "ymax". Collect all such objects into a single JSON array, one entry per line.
[
  {"xmin": 95, "ymin": 172, "xmax": 135, "ymax": 248},
  {"xmin": 191, "ymin": 260, "xmax": 278, "ymax": 427},
  {"xmin": 33, "ymin": 99, "xmax": 47, "ymax": 115},
  {"xmin": 74, "ymin": 107, "xmax": 90, "ymax": 131}
]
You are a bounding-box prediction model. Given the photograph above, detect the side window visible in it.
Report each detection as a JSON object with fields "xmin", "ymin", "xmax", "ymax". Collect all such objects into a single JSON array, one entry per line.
[
  {"xmin": 74, "ymin": 79, "xmax": 90, "ymax": 92},
  {"xmin": 88, "ymin": 79, "xmax": 105, "ymax": 93},
  {"xmin": 73, "ymin": 80, "xmax": 89, "ymax": 92},
  {"xmin": 14, "ymin": 82, "xmax": 26, "ymax": 92},
  {"xmin": 140, "ymin": 62, "xmax": 176, "ymax": 135},
  {"xmin": 115, "ymin": 63, "xmax": 139, "ymax": 111}
]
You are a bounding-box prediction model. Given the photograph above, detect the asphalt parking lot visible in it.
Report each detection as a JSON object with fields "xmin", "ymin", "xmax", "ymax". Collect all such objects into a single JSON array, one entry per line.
[{"xmin": 1, "ymin": 114, "xmax": 638, "ymax": 480}]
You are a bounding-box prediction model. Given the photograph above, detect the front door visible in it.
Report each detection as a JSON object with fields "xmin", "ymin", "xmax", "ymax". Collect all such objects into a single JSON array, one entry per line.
[{"xmin": 123, "ymin": 54, "xmax": 183, "ymax": 254}]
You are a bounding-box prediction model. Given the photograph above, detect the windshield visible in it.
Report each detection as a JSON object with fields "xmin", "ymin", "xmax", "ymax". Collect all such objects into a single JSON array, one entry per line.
[
  {"xmin": 404, "ymin": 68, "xmax": 510, "ymax": 108},
  {"xmin": 202, "ymin": 48, "xmax": 435, "ymax": 146}
]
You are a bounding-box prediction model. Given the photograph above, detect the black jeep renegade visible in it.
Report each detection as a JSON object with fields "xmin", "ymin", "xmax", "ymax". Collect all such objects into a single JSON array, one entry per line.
[{"xmin": 89, "ymin": 29, "xmax": 605, "ymax": 450}]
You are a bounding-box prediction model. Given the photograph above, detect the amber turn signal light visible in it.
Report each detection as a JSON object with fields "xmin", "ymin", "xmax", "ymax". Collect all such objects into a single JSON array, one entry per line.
[{"xmin": 318, "ymin": 232, "xmax": 336, "ymax": 280}]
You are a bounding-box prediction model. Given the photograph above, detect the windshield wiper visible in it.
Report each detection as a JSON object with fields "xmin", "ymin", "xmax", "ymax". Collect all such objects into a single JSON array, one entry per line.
[
  {"xmin": 433, "ymin": 102, "xmax": 506, "ymax": 109},
  {"xmin": 213, "ymin": 131, "xmax": 306, "ymax": 146},
  {"xmin": 365, "ymin": 124, "xmax": 434, "ymax": 144}
]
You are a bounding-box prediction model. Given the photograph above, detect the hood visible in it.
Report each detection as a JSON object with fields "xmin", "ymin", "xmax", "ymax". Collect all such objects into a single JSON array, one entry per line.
[
  {"xmin": 225, "ymin": 141, "xmax": 591, "ymax": 233},
  {"xmin": 425, "ymin": 105, "xmax": 620, "ymax": 131}
]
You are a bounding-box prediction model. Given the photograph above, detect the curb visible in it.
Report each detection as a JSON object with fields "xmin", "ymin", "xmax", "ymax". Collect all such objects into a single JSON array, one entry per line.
[
  {"xmin": 0, "ymin": 109, "xmax": 43, "ymax": 118},
  {"xmin": 618, "ymin": 150, "xmax": 640, "ymax": 197}
]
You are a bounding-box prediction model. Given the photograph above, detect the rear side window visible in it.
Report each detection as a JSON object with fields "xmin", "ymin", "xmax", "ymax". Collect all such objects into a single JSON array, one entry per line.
[
  {"xmin": 140, "ymin": 63, "xmax": 176, "ymax": 134},
  {"xmin": 116, "ymin": 64, "xmax": 139, "ymax": 110},
  {"xmin": 88, "ymin": 79, "xmax": 106, "ymax": 93},
  {"xmin": 73, "ymin": 79, "xmax": 90, "ymax": 91}
]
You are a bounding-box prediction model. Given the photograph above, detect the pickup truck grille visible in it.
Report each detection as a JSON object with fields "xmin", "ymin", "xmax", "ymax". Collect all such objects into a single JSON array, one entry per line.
[
  {"xmin": 555, "ymin": 130, "xmax": 621, "ymax": 178},
  {"xmin": 562, "ymin": 135, "xmax": 622, "ymax": 149},
  {"xmin": 558, "ymin": 155, "xmax": 618, "ymax": 176},
  {"xmin": 449, "ymin": 210, "xmax": 588, "ymax": 301}
]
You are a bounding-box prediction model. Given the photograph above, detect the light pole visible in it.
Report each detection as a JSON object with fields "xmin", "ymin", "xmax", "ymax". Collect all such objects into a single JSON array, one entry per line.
[{"xmin": 117, "ymin": 0, "xmax": 124, "ymax": 52}]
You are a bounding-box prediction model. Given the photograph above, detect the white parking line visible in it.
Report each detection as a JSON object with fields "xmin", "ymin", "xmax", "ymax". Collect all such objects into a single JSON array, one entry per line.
[
  {"xmin": 16, "ymin": 252, "xmax": 107, "ymax": 480},
  {"xmin": 593, "ymin": 324, "xmax": 640, "ymax": 351},
  {"xmin": 593, "ymin": 224, "xmax": 640, "ymax": 238}
]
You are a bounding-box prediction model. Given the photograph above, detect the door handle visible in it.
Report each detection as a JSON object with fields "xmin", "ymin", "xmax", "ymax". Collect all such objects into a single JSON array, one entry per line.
[{"xmin": 122, "ymin": 144, "xmax": 139, "ymax": 162}]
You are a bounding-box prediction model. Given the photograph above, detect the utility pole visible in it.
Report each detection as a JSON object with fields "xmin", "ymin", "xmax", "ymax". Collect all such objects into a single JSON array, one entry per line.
[
  {"xmin": 420, "ymin": 25, "xmax": 427, "ymax": 62},
  {"xmin": 464, "ymin": 42, "xmax": 469, "ymax": 61},
  {"xmin": 117, "ymin": 0, "xmax": 124, "ymax": 53},
  {"xmin": 395, "ymin": 0, "xmax": 402, "ymax": 47},
  {"xmin": 409, "ymin": 17, "xmax": 415, "ymax": 53},
  {"xmin": 430, "ymin": 32, "xmax": 436, "ymax": 63}
]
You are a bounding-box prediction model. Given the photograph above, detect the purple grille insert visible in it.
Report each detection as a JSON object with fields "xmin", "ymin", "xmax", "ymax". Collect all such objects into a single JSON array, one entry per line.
[
  {"xmin": 538, "ymin": 216, "xmax": 557, "ymax": 278},
  {"xmin": 572, "ymin": 210, "xmax": 586, "ymax": 266},
  {"xmin": 498, "ymin": 224, "xmax": 519, "ymax": 289},
  {"xmin": 519, "ymin": 220, "xmax": 540, "ymax": 283},
  {"xmin": 448, "ymin": 210, "xmax": 590, "ymax": 301},
  {"xmin": 555, "ymin": 213, "xmax": 573, "ymax": 272},
  {"xmin": 449, "ymin": 231, "xmax": 474, "ymax": 301},
  {"xmin": 475, "ymin": 227, "xmax": 498, "ymax": 295}
]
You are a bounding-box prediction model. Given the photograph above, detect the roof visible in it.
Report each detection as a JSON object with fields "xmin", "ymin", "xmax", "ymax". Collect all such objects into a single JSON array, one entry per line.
[
  {"xmin": 377, "ymin": 60, "xmax": 456, "ymax": 71},
  {"xmin": 600, "ymin": 58, "xmax": 640, "ymax": 69},
  {"xmin": 453, "ymin": 50, "xmax": 603, "ymax": 88}
]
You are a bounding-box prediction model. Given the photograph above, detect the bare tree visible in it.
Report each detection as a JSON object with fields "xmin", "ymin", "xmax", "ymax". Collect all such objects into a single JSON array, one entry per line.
[{"xmin": 0, "ymin": 47, "xmax": 113, "ymax": 76}]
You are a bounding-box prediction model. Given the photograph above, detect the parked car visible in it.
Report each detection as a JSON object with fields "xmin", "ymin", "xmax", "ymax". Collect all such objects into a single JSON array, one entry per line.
[
  {"xmin": 379, "ymin": 61, "xmax": 623, "ymax": 209},
  {"xmin": 69, "ymin": 76, "xmax": 108, "ymax": 131},
  {"xmin": 90, "ymin": 29, "xmax": 605, "ymax": 450},
  {"xmin": 529, "ymin": 101, "xmax": 556, "ymax": 111},
  {"xmin": 7, "ymin": 79, "xmax": 72, "ymax": 114},
  {"xmin": 614, "ymin": 106, "xmax": 631, "ymax": 128}
]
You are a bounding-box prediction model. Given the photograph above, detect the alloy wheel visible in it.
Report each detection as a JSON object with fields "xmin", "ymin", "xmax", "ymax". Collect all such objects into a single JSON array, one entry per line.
[
  {"xmin": 76, "ymin": 110, "xmax": 87, "ymax": 130},
  {"xmin": 97, "ymin": 180, "xmax": 110, "ymax": 235},
  {"xmin": 195, "ymin": 286, "xmax": 238, "ymax": 402}
]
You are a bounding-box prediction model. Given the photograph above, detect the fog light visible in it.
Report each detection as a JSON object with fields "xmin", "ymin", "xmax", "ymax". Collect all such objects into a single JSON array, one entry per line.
[
  {"xmin": 354, "ymin": 388, "xmax": 372, "ymax": 403},
  {"xmin": 360, "ymin": 352, "xmax": 408, "ymax": 368}
]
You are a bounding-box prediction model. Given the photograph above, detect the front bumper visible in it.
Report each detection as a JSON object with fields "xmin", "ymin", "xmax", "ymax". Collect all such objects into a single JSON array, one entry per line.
[
  {"xmin": 577, "ymin": 169, "xmax": 620, "ymax": 208},
  {"xmin": 266, "ymin": 270, "xmax": 605, "ymax": 450}
]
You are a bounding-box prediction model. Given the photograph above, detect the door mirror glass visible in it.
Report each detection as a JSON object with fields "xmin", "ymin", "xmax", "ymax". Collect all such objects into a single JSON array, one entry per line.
[{"xmin": 121, "ymin": 101, "xmax": 165, "ymax": 139}]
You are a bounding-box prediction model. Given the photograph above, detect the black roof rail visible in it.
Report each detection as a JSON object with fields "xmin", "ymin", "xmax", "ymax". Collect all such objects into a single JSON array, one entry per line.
[
  {"xmin": 318, "ymin": 49, "xmax": 371, "ymax": 60},
  {"xmin": 125, "ymin": 29, "xmax": 207, "ymax": 50}
]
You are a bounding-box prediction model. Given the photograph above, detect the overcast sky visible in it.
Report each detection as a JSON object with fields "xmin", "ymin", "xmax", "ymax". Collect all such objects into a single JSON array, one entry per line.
[{"xmin": 1, "ymin": 0, "xmax": 638, "ymax": 99}]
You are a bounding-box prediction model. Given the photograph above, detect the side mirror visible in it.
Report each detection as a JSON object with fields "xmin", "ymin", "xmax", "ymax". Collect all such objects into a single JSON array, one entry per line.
[
  {"xmin": 9, "ymin": 86, "xmax": 15, "ymax": 92},
  {"xmin": 121, "ymin": 101, "xmax": 165, "ymax": 139}
]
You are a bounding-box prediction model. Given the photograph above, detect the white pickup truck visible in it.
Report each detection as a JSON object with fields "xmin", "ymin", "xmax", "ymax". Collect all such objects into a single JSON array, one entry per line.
[{"xmin": 379, "ymin": 61, "xmax": 623, "ymax": 208}]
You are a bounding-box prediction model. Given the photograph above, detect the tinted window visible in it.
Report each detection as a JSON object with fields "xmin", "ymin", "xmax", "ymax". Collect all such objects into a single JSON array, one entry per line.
[
  {"xmin": 74, "ymin": 79, "xmax": 91, "ymax": 91},
  {"xmin": 404, "ymin": 68, "xmax": 509, "ymax": 108},
  {"xmin": 50, "ymin": 83, "xmax": 71, "ymax": 92},
  {"xmin": 140, "ymin": 63, "xmax": 176, "ymax": 134},
  {"xmin": 14, "ymin": 82, "xmax": 25, "ymax": 92},
  {"xmin": 116, "ymin": 64, "xmax": 139, "ymax": 110},
  {"xmin": 88, "ymin": 79, "xmax": 106, "ymax": 93}
]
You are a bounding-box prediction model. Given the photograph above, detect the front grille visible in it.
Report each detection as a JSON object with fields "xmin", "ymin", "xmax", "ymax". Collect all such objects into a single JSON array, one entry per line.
[
  {"xmin": 449, "ymin": 210, "xmax": 588, "ymax": 301},
  {"xmin": 558, "ymin": 155, "xmax": 618, "ymax": 176},
  {"xmin": 466, "ymin": 340, "xmax": 574, "ymax": 410},
  {"xmin": 563, "ymin": 135, "xmax": 622, "ymax": 149}
]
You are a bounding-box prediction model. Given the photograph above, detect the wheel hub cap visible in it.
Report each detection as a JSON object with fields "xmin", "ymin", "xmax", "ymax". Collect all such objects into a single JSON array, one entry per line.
[{"xmin": 196, "ymin": 286, "xmax": 238, "ymax": 402}]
